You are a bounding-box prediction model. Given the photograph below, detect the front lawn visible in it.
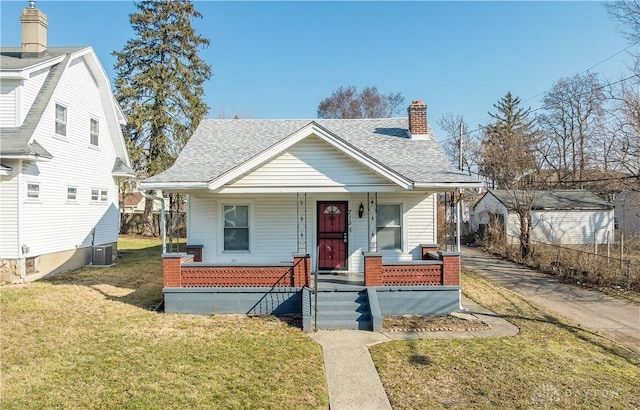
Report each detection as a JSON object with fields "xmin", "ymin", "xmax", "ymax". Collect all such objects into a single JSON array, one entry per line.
[
  {"xmin": 0, "ymin": 236, "xmax": 328, "ymax": 409},
  {"xmin": 370, "ymin": 269, "xmax": 640, "ymax": 409}
]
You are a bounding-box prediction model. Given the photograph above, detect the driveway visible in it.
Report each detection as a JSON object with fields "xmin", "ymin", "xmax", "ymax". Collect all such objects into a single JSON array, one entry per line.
[{"xmin": 461, "ymin": 246, "xmax": 640, "ymax": 354}]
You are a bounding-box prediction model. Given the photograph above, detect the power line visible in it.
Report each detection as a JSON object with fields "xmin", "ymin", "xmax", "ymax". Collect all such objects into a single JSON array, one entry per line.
[
  {"xmin": 439, "ymin": 44, "xmax": 639, "ymax": 143},
  {"xmin": 437, "ymin": 73, "xmax": 640, "ymax": 144}
]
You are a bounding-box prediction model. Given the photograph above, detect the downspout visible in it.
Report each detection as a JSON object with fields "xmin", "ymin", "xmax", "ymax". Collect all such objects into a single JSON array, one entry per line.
[
  {"xmin": 139, "ymin": 190, "xmax": 166, "ymax": 254},
  {"xmin": 17, "ymin": 160, "xmax": 25, "ymax": 283}
]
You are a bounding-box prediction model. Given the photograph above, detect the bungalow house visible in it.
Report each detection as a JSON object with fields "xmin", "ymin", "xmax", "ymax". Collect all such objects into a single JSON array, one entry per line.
[
  {"xmin": 141, "ymin": 100, "xmax": 480, "ymax": 330},
  {"xmin": 470, "ymin": 190, "xmax": 614, "ymax": 245},
  {"xmin": 0, "ymin": 4, "xmax": 134, "ymax": 282}
]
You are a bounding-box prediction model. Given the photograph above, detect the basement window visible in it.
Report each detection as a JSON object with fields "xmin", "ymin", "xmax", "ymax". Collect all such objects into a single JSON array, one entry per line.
[{"xmin": 26, "ymin": 256, "xmax": 39, "ymax": 275}]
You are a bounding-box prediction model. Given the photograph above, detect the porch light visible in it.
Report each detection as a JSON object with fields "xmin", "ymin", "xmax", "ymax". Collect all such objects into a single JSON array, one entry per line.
[{"xmin": 358, "ymin": 202, "xmax": 364, "ymax": 218}]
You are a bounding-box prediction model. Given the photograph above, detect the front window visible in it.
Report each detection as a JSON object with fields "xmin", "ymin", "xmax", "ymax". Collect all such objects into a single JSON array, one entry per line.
[
  {"xmin": 376, "ymin": 204, "xmax": 402, "ymax": 250},
  {"xmin": 223, "ymin": 205, "xmax": 249, "ymax": 251},
  {"xmin": 90, "ymin": 118, "xmax": 99, "ymax": 146},
  {"xmin": 100, "ymin": 190, "xmax": 108, "ymax": 202},
  {"xmin": 27, "ymin": 183, "xmax": 40, "ymax": 199},
  {"xmin": 91, "ymin": 189, "xmax": 99, "ymax": 201},
  {"xmin": 55, "ymin": 104, "xmax": 67, "ymax": 136}
]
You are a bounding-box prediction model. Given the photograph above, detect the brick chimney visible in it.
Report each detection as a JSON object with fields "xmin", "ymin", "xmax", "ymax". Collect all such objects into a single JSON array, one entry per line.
[
  {"xmin": 407, "ymin": 99, "xmax": 428, "ymax": 136},
  {"xmin": 21, "ymin": 1, "xmax": 48, "ymax": 58}
]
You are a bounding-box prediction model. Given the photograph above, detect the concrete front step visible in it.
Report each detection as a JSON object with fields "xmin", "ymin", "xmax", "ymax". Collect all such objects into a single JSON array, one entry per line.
[
  {"xmin": 313, "ymin": 290, "xmax": 372, "ymax": 330},
  {"xmin": 314, "ymin": 318, "xmax": 373, "ymax": 330}
]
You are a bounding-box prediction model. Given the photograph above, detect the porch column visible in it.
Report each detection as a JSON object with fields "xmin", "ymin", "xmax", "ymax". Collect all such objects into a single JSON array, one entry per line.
[
  {"xmin": 293, "ymin": 253, "xmax": 311, "ymax": 287},
  {"xmin": 363, "ymin": 252, "xmax": 383, "ymax": 286},
  {"xmin": 163, "ymin": 253, "xmax": 191, "ymax": 288},
  {"xmin": 439, "ymin": 251, "xmax": 461, "ymax": 286},
  {"xmin": 367, "ymin": 192, "xmax": 377, "ymax": 252},
  {"xmin": 296, "ymin": 193, "xmax": 308, "ymax": 254},
  {"xmin": 421, "ymin": 243, "xmax": 439, "ymax": 260}
]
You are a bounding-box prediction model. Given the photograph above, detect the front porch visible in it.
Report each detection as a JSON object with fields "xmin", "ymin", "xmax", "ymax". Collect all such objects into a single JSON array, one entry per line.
[{"xmin": 162, "ymin": 244, "xmax": 462, "ymax": 331}]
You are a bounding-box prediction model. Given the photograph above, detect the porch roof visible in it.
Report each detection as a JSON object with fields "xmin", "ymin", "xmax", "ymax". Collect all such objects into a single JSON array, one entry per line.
[{"xmin": 142, "ymin": 118, "xmax": 480, "ymax": 191}]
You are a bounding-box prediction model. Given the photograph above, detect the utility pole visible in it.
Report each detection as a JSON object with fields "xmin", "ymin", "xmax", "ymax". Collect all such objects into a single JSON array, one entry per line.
[{"xmin": 456, "ymin": 121, "xmax": 463, "ymax": 252}]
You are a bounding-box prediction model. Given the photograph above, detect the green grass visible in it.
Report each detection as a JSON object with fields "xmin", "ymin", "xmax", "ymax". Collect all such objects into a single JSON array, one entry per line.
[
  {"xmin": 370, "ymin": 269, "xmax": 640, "ymax": 409},
  {"xmin": 0, "ymin": 236, "xmax": 328, "ymax": 409}
]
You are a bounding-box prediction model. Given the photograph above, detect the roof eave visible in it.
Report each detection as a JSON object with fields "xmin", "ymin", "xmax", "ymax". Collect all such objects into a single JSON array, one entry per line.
[
  {"xmin": 0, "ymin": 153, "xmax": 52, "ymax": 161},
  {"xmin": 138, "ymin": 181, "xmax": 209, "ymax": 190},
  {"xmin": 414, "ymin": 181, "xmax": 483, "ymax": 190}
]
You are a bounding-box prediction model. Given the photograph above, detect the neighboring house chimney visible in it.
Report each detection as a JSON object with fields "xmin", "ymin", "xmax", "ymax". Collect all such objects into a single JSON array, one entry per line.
[
  {"xmin": 407, "ymin": 99, "xmax": 428, "ymax": 137},
  {"xmin": 21, "ymin": 1, "xmax": 48, "ymax": 58}
]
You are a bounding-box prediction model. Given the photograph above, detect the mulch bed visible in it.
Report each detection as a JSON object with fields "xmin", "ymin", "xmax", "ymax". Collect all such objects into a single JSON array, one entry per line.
[{"xmin": 383, "ymin": 314, "xmax": 490, "ymax": 332}]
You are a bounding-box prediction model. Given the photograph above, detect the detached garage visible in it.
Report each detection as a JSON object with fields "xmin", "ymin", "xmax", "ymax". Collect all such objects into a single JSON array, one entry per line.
[{"xmin": 470, "ymin": 190, "xmax": 614, "ymax": 245}]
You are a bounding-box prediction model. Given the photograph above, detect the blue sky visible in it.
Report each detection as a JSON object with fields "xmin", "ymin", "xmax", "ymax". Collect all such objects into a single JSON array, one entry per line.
[{"xmin": 1, "ymin": 1, "xmax": 635, "ymax": 141}]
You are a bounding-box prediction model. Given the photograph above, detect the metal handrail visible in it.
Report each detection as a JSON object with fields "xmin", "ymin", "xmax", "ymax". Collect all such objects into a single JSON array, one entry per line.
[{"xmin": 313, "ymin": 245, "xmax": 319, "ymax": 331}]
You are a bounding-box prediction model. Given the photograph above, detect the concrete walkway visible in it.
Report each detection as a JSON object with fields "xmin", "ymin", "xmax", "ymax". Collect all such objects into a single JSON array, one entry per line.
[
  {"xmin": 461, "ymin": 245, "xmax": 640, "ymax": 354},
  {"xmin": 308, "ymin": 297, "xmax": 519, "ymax": 410}
]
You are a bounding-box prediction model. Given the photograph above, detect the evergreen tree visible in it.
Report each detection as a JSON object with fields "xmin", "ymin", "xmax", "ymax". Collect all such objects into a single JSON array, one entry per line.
[
  {"xmin": 479, "ymin": 92, "xmax": 539, "ymax": 259},
  {"xmin": 113, "ymin": 0, "xmax": 212, "ymax": 236}
]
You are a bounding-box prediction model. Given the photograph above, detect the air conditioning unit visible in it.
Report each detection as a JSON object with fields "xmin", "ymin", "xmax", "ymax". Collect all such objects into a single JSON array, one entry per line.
[{"xmin": 92, "ymin": 245, "xmax": 113, "ymax": 266}]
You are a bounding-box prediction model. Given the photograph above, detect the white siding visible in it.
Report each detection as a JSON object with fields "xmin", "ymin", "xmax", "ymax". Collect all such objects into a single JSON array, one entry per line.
[
  {"xmin": 20, "ymin": 56, "xmax": 120, "ymax": 257},
  {"xmin": 0, "ymin": 162, "xmax": 19, "ymax": 258},
  {"xmin": 378, "ymin": 193, "xmax": 436, "ymax": 263},
  {"xmin": 532, "ymin": 209, "xmax": 614, "ymax": 244},
  {"xmin": 188, "ymin": 192, "xmax": 436, "ymax": 271},
  {"xmin": 0, "ymin": 80, "xmax": 19, "ymax": 126},
  {"xmin": 20, "ymin": 67, "xmax": 49, "ymax": 125},
  {"xmin": 230, "ymin": 136, "xmax": 391, "ymax": 189},
  {"xmin": 470, "ymin": 193, "xmax": 508, "ymax": 232}
]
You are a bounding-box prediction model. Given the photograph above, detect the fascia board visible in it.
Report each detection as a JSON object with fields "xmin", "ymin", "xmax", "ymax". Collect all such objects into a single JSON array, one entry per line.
[{"xmin": 138, "ymin": 181, "xmax": 209, "ymax": 190}]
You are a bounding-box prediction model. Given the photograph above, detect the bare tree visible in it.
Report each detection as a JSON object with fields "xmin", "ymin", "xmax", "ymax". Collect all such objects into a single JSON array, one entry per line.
[
  {"xmin": 536, "ymin": 73, "xmax": 606, "ymax": 188},
  {"xmin": 610, "ymin": 75, "xmax": 640, "ymax": 190},
  {"xmin": 437, "ymin": 113, "xmax": 479, "ymax": 175},
  {"xmin": 479, "ymin": 92, "xmax": 540, "ymax": 259},
  {"xmin": 608, "ymin": 1, "xmax": 640, "ymax": 47},
  {"xmin": 317, "ymin": 86, "xmax": 405, "ymax": 119}
]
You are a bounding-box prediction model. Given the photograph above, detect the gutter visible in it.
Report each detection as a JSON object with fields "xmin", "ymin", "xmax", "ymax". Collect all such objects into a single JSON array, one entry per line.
[{"xmin": 138, "ymin": 190, "xmax": 166, "ymax": 254}]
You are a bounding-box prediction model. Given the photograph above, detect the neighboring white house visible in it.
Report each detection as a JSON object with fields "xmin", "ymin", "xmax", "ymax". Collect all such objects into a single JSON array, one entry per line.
[
  {"xmin": 470, "ymin": 190, "xmax": 614, "ymax": 245},
  {"xmin": 0, "ymin": 4, "xmax": 134, "ymax": 282},
  {"xmin": 119, "ymin": 191, "xmax": 168, "ymax": 214}
]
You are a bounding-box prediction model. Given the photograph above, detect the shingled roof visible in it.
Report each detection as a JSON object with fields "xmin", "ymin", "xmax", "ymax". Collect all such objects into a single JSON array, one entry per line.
[
  {"xmin": 143, "ymin": 118, "xmax": 479, "ymax": 189},
  {"xmin": 0, "ymin": 47, "xmax": 85, "ymax": 159},
  {"xmin": 489, "ymin": 189, "xmax": 613, "ymax": 210}
]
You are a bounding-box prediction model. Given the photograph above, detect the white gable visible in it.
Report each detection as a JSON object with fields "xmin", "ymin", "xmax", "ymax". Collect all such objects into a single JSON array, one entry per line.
[{"xmin": 222, "ymin": 135, "xmax": 398, "ymax": 193}]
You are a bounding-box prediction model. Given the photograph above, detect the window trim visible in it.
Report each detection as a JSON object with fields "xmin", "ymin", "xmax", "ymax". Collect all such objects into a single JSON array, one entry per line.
[
  {"xmin": 26, "ymin": 182, "xmax": 40, "ymax": 200},
  {"xmin": 376, "ymin": 203, "xmax": 403, "ymax": 251},
  {"xmin": 89, "ymin": 117, "xmax": 99, "ymax": 146},
  {"xmin": 66, "ymin": 186, "xmax": 77, "ymax": 202},
  {"xmin": 55, "ymin": 103, "xmax": 67, "ymax": 137},
  {"xmin": 219, "ymin": 200, "xmax": 254, "ymax": 254}
]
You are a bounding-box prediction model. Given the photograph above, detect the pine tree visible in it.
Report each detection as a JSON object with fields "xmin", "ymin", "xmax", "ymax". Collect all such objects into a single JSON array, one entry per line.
[
  {"xmin": 480, "ymin": 92, "xmax": 539, "ymax": 259},
  {"xmin": 113, "ymin": 0, "xmax": 212, "ymax": 236}
]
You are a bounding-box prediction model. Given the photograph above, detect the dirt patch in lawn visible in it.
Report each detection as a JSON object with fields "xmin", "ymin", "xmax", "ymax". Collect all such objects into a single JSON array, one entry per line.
[{"xmin": 383, "ymin": 314, "xmax": 490, "ymax": 332}]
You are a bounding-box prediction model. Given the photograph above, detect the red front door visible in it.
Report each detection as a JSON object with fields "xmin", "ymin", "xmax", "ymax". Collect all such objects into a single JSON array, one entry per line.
[{"xmin": 317, "ymin": 201, "xmax": 348, "ymax": 270}]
